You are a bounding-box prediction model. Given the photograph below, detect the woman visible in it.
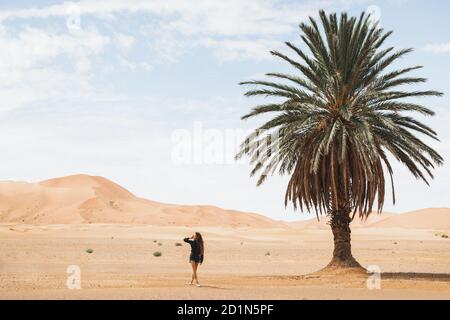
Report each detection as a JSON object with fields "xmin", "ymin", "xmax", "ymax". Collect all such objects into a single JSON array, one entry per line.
[{"xmin": 183, "ymin": 232, "xmax": 204, "ymax": 287}]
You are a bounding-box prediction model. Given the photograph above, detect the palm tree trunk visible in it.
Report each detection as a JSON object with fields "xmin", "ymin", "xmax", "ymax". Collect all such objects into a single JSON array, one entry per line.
[{"xmin": 327, "ymin": 211, "xmax": 362, "ymax": 268}]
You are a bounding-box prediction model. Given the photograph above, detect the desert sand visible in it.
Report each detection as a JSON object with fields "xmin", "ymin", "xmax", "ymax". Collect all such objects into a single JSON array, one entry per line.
[{"xmin": 0, "ymin": 175, "xmax": 449, "ymax": 299}]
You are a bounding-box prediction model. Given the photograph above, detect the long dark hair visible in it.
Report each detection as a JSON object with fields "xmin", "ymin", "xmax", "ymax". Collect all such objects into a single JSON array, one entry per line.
[{"xmin": 195, "ymin": 232, "xmax": 204, "ymax": 256}]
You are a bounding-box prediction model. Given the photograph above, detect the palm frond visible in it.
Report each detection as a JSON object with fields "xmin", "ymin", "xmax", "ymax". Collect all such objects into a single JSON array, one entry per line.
[{"xmin": 237, "ymin": 10, "xmax": 443, "ymax": 218}]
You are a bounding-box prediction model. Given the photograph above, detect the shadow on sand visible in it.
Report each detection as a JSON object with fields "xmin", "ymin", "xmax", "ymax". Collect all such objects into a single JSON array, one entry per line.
[
  {"xmin": 272, "ymin": 270, "xmax": 450, "ymax": 283},
  {"xmin": 197, "ymin": 285, "xmax": 229, "ymax": 290},
  {"xmin": 381, "ymin": 272, "xmax": 450, "ymax": 282}
]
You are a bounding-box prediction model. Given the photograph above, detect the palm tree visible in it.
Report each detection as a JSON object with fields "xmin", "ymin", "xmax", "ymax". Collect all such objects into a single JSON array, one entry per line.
[{"xmin": 236, "ymin": 10, "xmax": 443, "ymax": 270}]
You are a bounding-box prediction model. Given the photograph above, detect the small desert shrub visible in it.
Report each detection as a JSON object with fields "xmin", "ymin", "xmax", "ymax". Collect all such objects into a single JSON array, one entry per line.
[
  {"xmin": 175, "ymin": 242, "xmax": 182, "ymax": 246},
  {"xmin": 265, "ymin": 252, "xmax": 271, "ymax": 256},
  {"xmin": 153, "ymin": 251, "xmax": 162, "ymax": 257},
  {"xmin": 434, "ymin": 233, "xmax": 449, "ymax": 238},
  {"xmin": 158, "ymin": 242, "xmax": 163, "ymax": 246},
  {"xmin": 86, "ymin": 248, "xmax": 94, "ymax": 254},
  {"xmin": 153, "ymin": 240, "xmax": 157, "ymax": 243}
]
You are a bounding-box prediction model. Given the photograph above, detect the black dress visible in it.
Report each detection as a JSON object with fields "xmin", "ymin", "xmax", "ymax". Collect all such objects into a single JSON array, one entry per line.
[{"xmin": 183, "ymin": 238, "xmax": 204, "ymax": 264}]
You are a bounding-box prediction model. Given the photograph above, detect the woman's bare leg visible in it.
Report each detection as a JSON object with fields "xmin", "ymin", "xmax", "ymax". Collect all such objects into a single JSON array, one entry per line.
[
  {"xmin": 189, "ymin": 262, "xmax": 196, "ymax": 284},
  {"xmin": 193, "ymin": 262, "xmax": 200, "ymax": 285}
]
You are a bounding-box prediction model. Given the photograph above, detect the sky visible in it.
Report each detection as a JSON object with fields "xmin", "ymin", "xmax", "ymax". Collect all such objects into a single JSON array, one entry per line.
[{"xmin": 0, "ymin": 0, "xmax": 449, "ymax": 221}]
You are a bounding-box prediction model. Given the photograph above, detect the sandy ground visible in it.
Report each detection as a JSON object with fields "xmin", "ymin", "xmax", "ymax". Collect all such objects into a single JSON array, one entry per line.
[{"xmin": 1, "ymin": 224, "xmax": 449, "ymax": 300}]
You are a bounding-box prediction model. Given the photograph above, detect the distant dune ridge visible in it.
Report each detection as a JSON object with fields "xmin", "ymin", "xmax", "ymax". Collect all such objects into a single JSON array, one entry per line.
[
  {"xmin": 0, "ymin": 174, "xmax": 449, "ymax": 229},
  {"xmin": 290, "ymin": 209, "xmax": 450, "ymax": 230},
  {"xmin": 0, "ymin": 174, "xmax": 284, "ymax": 227}
]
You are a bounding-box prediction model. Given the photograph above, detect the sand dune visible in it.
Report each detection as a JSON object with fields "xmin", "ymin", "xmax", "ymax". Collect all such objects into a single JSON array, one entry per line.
[
  {"xmin": 1, "ymin": 174, "xmax": 449, "ymax": 230},
  {"xmin": 370, "ymin": 208, "xmax": 450, "ymax": 230},
  {"xmin": 290, "ymin": 209, "xmax": 450, "ymax": 230},
  {"xmin": 0, "ymin": 174, "xmax": 285, "ymax": 228},
  {"xmin": 290, "ymin": 212, "xmax": 396, "ymax": 229}
]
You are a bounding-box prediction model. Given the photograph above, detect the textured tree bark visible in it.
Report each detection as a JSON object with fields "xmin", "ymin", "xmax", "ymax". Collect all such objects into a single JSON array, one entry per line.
[{"xmin": 326, "ymin": 211, "xmax": 362, "ymax": 268}]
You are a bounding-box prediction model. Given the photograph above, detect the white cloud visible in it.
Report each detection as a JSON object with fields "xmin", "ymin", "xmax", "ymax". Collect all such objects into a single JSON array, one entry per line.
[
  {"xmin": 0, "ymin": 26, "xmax": 109, "ymax": 80},
  {"xmin": 201, "ymin": 38, "xmax": 282, "ymax": 62},
  {"xmin": 0, "ymin": 24, "xmax": 110, "ymax": 112},
  {"xmin": 0, "ymin": 0, "xmax": 341, "ymax": 115},
  {"xmin": 114, "ymin": 32, "xmax": 135, "ymax": 51},
  {"xmin": 0, "ymin": 0, "xmax": 367, "ymax": 64},
  {"xmin": 424, "ymin": 43, "xmax": 450, "ymax": 54},
  {"xmin": 0, "ymin": 68, "xmax": 92, "ymax": 112},
  {"xmin": 0, "ymin": 0, "xmax": 313, "ymax": 36},
  {"xmin": 140, "ymin": 23, "xmax": 190, "ymax": 63},
  {"xmin": 0, "ymin": 0, "xmax": 377, "ymax": 115},
  {"xmin": 117, "ymin": 55, "xmax": 152, "ymax": 71}
]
